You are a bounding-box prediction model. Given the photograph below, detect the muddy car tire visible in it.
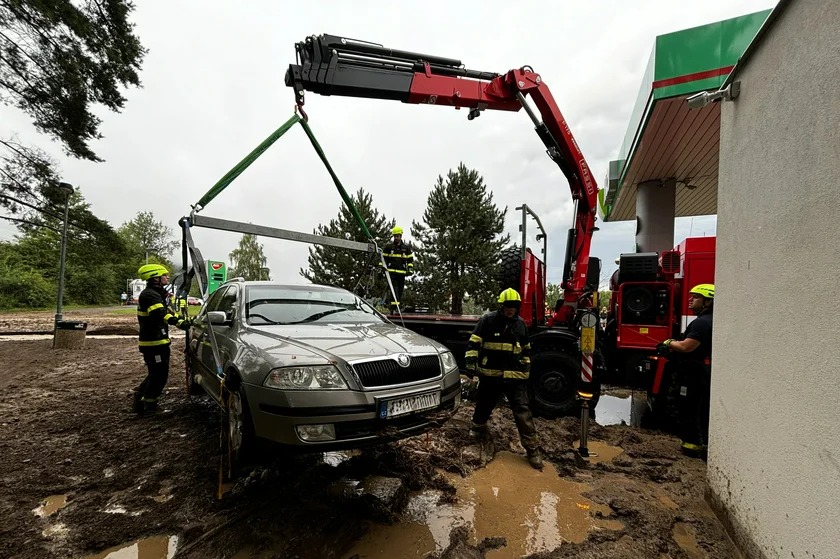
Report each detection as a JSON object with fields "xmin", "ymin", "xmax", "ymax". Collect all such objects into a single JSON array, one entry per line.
[
  {"xmin": 225, "ymin": 386, "xmax": 256, "ymax": 469},
  {"xmin": 185, "ymin": 355, "xmax": 204, "ymax": 396},
  {"xmin": 528, "ymin": 349, "xmax": 601, "ymax": 418}
]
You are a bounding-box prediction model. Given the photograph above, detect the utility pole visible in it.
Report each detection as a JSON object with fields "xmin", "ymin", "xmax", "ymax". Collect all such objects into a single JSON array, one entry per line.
[{"xmin": 54, "ymin": 182, "xmax": 74, "ymax": 327}]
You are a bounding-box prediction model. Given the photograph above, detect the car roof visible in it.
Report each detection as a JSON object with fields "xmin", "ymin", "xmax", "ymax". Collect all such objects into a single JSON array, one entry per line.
[{"xmin": 224, "ymin": 281, "xmax": 349, "ymax": 294}]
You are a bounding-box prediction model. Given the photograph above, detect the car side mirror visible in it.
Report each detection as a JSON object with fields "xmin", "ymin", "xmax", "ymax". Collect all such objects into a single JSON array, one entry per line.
[{"xmin": 207, "ymin": 311, "xmax": 228, "ymax": 325}]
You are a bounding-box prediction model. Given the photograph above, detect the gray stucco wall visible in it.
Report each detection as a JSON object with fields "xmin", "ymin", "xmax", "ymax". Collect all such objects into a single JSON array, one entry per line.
[{"xmin": 711, "ymin": 0, "xmax": 840, "ymax": 558}]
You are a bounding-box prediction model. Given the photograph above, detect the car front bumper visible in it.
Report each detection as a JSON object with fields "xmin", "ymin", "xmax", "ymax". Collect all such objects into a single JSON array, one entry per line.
[{"xmin": 244, "ymin": 370, "xmax": 461, "ymax": 449}]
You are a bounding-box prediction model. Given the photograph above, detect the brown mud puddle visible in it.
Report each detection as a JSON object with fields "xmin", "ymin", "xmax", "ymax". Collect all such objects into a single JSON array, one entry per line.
[
  {"xmin": 342, "ymin": 451, "xmax": 624, "ymax": 558},
  {"xmin": 32, "ymin": 494, "xmax": 69, "ymax": 517},
  {"xmin": 571, "ymin": 440, "xmax": 625, "ymax": 464},
  {"xmin": 81, "ymin": 535, "xmax": 178, "ymax": 559}
]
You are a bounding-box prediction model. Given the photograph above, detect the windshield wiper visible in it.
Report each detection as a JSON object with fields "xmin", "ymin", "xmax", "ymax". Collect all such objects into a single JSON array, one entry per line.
[
  {"xmin": 247, "ymin": 312, "xmax": 284, "ymax": 325},
  {"xmin": 291, "ymin": 307, "xmax": 356, "ymax": 324}
]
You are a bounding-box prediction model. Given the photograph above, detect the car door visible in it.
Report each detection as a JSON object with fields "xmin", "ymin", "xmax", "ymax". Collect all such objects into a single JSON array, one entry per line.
[
  {"xmin": 200, "ymin": 285, "xmax": 240, "ymax": 401},
  {"xmin": 191, "ymin": 286, "xmax": 228, "ymax": 402}
]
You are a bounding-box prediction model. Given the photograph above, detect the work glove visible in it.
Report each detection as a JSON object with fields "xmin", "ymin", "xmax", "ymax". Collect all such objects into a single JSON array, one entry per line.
[
  {"xmin": 176, "ymin": 318, "xmax": 193, "ymax": 331},
  {"xmin": 655, "ymin": 339, "xmax": 674, "ymax": 356}
]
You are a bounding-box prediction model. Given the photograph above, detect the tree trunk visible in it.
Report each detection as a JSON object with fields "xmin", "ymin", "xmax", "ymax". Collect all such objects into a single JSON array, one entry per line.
[{"xmin": 450, "ymin": 289, "xmax": 464, "ymax": 315}]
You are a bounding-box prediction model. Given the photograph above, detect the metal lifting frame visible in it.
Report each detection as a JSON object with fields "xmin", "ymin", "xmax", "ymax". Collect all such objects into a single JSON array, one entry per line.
[{"xmin": 175, "ymin": 212, "xmax": 404, "ymax": 323}]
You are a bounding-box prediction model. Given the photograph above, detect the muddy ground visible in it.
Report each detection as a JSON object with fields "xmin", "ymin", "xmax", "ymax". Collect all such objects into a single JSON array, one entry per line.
[
  {"xmin": 0, "ymin": 306, "xmax": 140, "ymax": 336},
  {"xmin": 0, "ymin": 311, "xmax": 741, "ymax": 559}
]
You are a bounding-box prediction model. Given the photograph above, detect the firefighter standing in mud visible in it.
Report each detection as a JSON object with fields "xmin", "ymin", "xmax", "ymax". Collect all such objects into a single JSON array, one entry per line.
[
  {"xmin": 133, "ymin": 264, "xmax": 192, "ymax": 416},
  {"xmin": 656, "ymin": 284, "xmax": 714, "ymax": 458},
  {"xmin": 380, "ymin": 226, "xmax": 414, "ymax": 314},
  {"xmin": 465, "ymin": 288, "xmax": 543, "ymax": 470}
]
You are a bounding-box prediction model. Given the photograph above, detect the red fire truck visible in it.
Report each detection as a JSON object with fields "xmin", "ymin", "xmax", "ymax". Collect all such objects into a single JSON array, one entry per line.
[{"xmin": 285, "ymin": 34, "xmax": 716, "ymax": 419}]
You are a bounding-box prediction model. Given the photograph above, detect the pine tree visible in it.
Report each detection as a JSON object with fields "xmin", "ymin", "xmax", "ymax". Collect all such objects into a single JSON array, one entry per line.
[
  {"xmin": 229, "ymin": 234, "xmax": 268, "ymax": 281},
  {"xmin": 411, "ymin": 163, "xmax": 509, "ymax": 314},
  {"xmin": 300, "ymin": 187, "xmax": 395, "ymax": 293}
]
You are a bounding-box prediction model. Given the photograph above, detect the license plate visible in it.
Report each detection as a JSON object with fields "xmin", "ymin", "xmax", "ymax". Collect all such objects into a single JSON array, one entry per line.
[{"xmin": 380, "ymin": 391, "xmax": 440, "ymax": 419}]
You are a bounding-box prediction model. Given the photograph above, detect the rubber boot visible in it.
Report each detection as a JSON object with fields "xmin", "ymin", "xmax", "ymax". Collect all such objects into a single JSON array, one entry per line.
[
  {"xmin": 469, "ymin": 425, "xmax": 487, "ymax": 442},
  {"xmin": 132, "ymin": 391, "xmax": 143, "ymax": 415},
  {"xmin": 526, "ymin": 449, "xmax": 543, "ymax": 470}
]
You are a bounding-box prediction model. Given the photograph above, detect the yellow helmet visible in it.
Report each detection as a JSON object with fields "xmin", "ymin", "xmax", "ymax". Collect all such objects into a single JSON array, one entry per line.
[
  {"xmin": 498, "ymin": 288, "xmax": 522, "ymax": 308},
  {"xmin": 689, "ymin": 283, "xmax": 714, "ymax": 300},
  {"xmin": 392, "ymin": 226, "xmax": 403, "ymax": 236},
  {"xmin": 138, "ymin": 263, "xmax": 169, "ymax": 281}
]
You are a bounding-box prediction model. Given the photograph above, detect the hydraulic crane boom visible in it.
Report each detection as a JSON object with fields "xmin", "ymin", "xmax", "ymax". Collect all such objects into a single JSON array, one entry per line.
[{"xmin": 285, "ymin": 34, "xmax": 599, "ymax": 315}]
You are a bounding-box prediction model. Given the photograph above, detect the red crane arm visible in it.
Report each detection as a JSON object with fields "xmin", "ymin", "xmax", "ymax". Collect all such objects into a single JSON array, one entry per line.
[{"xmin": 285, "ymin": 34, "xmax": 599, "ymax": 306}]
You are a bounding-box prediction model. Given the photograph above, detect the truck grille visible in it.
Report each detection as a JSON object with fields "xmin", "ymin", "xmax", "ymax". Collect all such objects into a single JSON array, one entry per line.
[{"xmin": 352, "ymin": 355, "xmax": 441, "ymax": 388}]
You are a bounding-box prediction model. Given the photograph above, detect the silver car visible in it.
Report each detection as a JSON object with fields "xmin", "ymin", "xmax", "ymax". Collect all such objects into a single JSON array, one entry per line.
[{"xmin": 185, "ymin": 280, "xmax": 461, "ymax": 457}]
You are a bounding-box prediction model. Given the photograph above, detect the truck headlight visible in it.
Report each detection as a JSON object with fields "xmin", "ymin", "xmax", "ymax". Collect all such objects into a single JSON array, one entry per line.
[
  {"xmin": 439, "ymin": 351, "xmax": 458, "ymax": 373},
  {"xmin": 264, "ymin": 365, "xmax": 348, "ymax": 390}
]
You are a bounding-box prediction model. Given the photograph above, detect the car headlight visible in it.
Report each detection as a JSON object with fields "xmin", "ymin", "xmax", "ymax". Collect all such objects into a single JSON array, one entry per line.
[
  {"xmin": 439, "ymin": 351, "xmax": 458, "ymax": 373},
  {"xmin": 263, "ymin": 365, "xmax": 348, "ymax": 390}
]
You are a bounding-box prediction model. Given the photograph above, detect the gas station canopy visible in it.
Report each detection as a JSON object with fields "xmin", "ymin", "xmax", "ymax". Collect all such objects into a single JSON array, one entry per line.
[{"xmin": 601, "ymin": 9, "xmax": 772, "ymax": 222}]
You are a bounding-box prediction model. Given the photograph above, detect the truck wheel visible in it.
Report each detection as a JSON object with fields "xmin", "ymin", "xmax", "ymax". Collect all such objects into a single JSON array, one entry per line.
[
  {"xmin": 528, "ymin": 349, "xmax": 582, "ymax": 418},
  {"xmin": 498, "ymin": 246, "xmax": 521, "ymax": 291}
]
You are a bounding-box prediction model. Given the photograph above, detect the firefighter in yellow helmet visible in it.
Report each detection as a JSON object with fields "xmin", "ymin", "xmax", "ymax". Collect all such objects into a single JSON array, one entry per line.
[
  {"xmin": 380, "ymin": 225, "xmax": 415, "ymax": 314},
  {"xmin": 465, "ymin": 288, "xmax": 542, "ymax": 469},
  {"xmin": 656, "ymin": 283, "xmax": 714, "ymax": 457},
  {"xmin": 133, "ymin": 264, "xmax": 192, "ymax": 416}
]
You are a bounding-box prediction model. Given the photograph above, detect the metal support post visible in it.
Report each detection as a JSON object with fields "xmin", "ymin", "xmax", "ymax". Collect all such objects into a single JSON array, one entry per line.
[
  {"xmin": 577, "ymin": 308, "xmax": 598, "ymax": 459},
  {"xmin": 54, "ymin": 182, "xmax": 74, "ymax": 327},
  {"xmin": 579, "ymin": 398, "xmax": 591, "ymax": 457}
]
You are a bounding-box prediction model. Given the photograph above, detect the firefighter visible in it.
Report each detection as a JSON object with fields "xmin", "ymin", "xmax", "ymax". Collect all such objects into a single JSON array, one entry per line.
[
  {"xmin": 133, "ymin": 264, "xmax": 192, "ymax": 416},
  {"xmin": 656, "ymin": 283, "xmax": 714, "ymax": 458},
  {"xmin": 381, "ymin": 226, "xmax": 414, "ymax": 313},
  {"xmin": 465, "ymin": 288, "xmax": 543, "ymax": 470}
]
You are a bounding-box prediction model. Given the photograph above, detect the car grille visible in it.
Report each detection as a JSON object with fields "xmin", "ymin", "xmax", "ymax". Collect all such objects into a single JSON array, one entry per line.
[{"xmin": 351, "ymin": 355, "xmax": 441, "ymax": 388}]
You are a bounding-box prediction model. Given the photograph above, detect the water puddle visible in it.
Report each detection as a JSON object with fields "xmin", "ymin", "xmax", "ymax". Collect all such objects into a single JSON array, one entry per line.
[
  {"xmin": 672, "ymin": 522, "xmax": 704, "ymax": 558},
  {"xmin": 572, "ymin": 441, "xmax": 625, "ymax": 464},
  {"xmin": 595, "ymin": 392, "xmax": 649, "ymax": 426},
  {"xmin": 33, "ymin": 494, "xmax": 69, "ymax": 517},
  {"xmin": 343, "ymin": 451, "xmax": 624, "ymax": 558},
  {"xmin": 82, "ymin": 535, "xmax": 178, "ymax": 559},
  {"xmin": 323, "ymin": 449, "xmax": 361, "ymax": 467}
]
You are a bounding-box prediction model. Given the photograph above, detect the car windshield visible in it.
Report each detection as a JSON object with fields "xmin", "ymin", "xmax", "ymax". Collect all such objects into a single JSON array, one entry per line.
[{"xmin": 245, "ymin": 285, "xmax": 384, "ymax": 325}]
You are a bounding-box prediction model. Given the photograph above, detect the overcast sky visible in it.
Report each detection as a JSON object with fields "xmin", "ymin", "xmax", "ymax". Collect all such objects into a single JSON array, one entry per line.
[{"xmin": 0, "ymin": 0, "xmax": 773, "ymax": 287}]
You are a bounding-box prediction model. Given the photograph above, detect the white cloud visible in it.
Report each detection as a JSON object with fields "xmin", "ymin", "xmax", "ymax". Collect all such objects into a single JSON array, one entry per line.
[{"xmin": 0, "ymin": 0, "xmax": 770, "ymax": 284}]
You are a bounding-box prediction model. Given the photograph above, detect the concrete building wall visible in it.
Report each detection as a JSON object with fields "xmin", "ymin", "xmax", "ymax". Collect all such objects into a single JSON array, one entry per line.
[{"xmin": 710, "ymin": 0, "xmax": 840, "ymax": 558}]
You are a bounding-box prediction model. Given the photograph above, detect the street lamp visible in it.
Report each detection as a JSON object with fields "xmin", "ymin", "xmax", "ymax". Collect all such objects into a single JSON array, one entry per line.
[{"xmin": 54, "ymin": 182, "xmax": 74, "ymax": 327}]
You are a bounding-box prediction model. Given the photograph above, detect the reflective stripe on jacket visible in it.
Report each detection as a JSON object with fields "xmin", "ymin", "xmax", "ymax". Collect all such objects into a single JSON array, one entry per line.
[
  {"xmin": 137, "ymin": 285, "xmax": 182, "ymax": 348},
  {"xmin": 464, "ymin": 310, "xmax": 531, "ymax": 380},
  {"xmin": 380, "ymin": 242, "xmax": 415, "ymax": 274}
]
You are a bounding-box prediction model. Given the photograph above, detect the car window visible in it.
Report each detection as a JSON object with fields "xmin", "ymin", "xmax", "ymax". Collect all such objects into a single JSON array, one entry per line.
[
  {"xmin": 244, "ymin": 286, "xmax": 384, "ymax": 325},
  {"xmin": 218, "ymin": 286, "xmax": 238, "ymax": 319},
  {"xmin": 203, "ymin": 286, "xmax": 228, "ymax": 314}
]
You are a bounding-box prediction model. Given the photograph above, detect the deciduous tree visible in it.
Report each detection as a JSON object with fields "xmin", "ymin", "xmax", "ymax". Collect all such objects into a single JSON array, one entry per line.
[{"xmin": 229, "ymin": 233, "xmax": 268, "ymax": 281}]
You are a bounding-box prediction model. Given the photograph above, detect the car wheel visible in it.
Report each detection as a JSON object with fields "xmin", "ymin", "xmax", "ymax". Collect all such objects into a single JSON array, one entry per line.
[
  {"xmin": 225, "ymin": 387, "xmax": 255, "ymax": 468},
  {"xmin": 185, "ymin": 354, "xmax": 204, "ymax": 396}
]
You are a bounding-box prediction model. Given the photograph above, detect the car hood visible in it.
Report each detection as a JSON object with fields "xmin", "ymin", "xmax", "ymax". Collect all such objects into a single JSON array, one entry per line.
[{"xmin": 243, "ymin": 322, "xmax": 445, "ymax": 364}]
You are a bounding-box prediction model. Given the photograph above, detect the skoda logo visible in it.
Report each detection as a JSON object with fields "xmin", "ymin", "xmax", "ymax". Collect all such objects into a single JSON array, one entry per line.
[{"xmin": 396, "ymin": 354, "xmax": 411, "ymax": 368}]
